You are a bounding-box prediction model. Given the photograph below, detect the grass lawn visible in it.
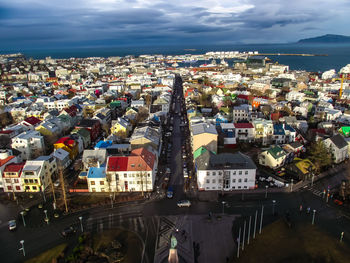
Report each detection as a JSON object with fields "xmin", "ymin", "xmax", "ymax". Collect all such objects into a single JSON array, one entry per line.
[
  {"xmin": 236, "ymin": 220, "xmax": 350, "ymax": 263},
  {"xmin": 26, "ymin": 243, "xmax": 67, "ymax": 263},
  {"xmin": 93, "ymin": 228, "xmax": 143, "ymax": 263}
]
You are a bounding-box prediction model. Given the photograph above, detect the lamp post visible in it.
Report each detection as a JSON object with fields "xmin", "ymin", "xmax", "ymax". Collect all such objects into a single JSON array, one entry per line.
[
  {"xmin": 340, "ymin": 232, "xmax": 344, "ymax": 242},
  {"xmin": 222, "ymin": 201, "xmax": 226, "ymax": 215},
  {"xmin": 311, "ymin": 173, "xmax": 315, "ymax": 187},
  {"xmin": 20, "ymin": 211, "xmax": 26, "ymax": 227},
  {"xmin": 259, "ymin": 205, "xmax": 264, "ymax": 234},
  {"xmin": 290, "ymin": 179, "xmax": 294, "ymax": 192},
  {"xmin": 272, "ymin": 200, "xmax": 276, "ymax": 216},
  {"xmin": 326, "ymin": 189, "xmax": 330, "ymax": 203},
  {"xmin": 265, "ymin": 185, "xmax": 268, "ymax": 199},
  {"xmin": 19, "ymin": 240, "xmax": 25, "ymax": 256},
  {"xmin": 312, "ymin": 209, "xmax": 316, "ymax": 225},
  {"xmin": 44, "ymin": 209, "xmax": 49, "ymax": 224},
  {"xmin": 79, "ymin": 216, "xmax": 83, "ymax": 232},
  {"xmin": 110, "ymin": 194, "xmax": 113, "ymax": 208}
]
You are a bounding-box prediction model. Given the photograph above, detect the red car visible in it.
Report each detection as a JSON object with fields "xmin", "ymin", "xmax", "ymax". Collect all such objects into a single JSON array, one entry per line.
[{"xmin": 334, "ymin": 199, "xmax": 343, "ymax": 206}]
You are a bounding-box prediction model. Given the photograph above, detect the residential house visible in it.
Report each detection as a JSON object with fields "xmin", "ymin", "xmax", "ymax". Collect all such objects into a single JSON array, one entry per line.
[
  {"xmin": 191, "ymin": 121, "xmax": 218, "ymax": 154},
  {"xmin": 232, "ymin": 105, "xmax": 250, "ymax": 122},
  {"xmin": 22, "ymin": 156, "xmax": 57, "ymax": 192},
  {"xmin": 253, "ymin": 118, "xmax": 274, "ymax": 145},
  {"xmin": 20, "ymin": 116, "xmax": 42, "ymax": 130},
  {"xmin": 92, "ymin": 107, "xmax": 112, "ymax": 126},
  {"xmin": 87, "ymin": 167, "xmax": 108, "ymax": 192},
  {"xmin": 220, "ymin": 123, "xmax": 236, "ymax": 148},
  {"xmin": 259, "ymin": 145, "xmax": 287, "ymax": 169},
  {"xmin": 323, "ymin": 134, "xmax": 349, "ymax": 164},
  {"xmin": 106, "ymin": 147, "xmax": 157, "ymax": 192},
  {"xmin": 3, "ymin": 162, "xmax": 25, "ymax": 193},
  {"xmin": 11, "ymin": 130, "xmax": 45, "ymax": 160},
  {"xmin": 52, "ymin": 148, "xmax": 71, "ymax": 170},
  {"xmin": 111, "ymin": 117, "xmax": 132, "ymax": 138},
  {"xmin": 35, "ymin": 121, "xmax": 60, "ymax": 137},
  {"xmin": 234, "ymin": 123, "xmax": 255, "ymax": 142},
  {"xmin": 196, "ymin": 149, "xmax": 257, "ymax": 191},
  {"xmin": 130, "ymin": 126, "xmax": 161, "ymax": 153},
  {"xmin": 0, "ymin": 151, "xmax": 17, "ymax": 190},
  {"xmin": 71, "ymin": 128, "xmax": 91, "ymax": 148},
  {"xmin": 54, "ymin": 137, "xmax": 79, "ymax": 160},
  {"xmin": 287, "ymin": 158, "xmax": 317, "ymax": 181},
  {"xmin": 82, "ymin": 149, "xmax": 107, "ymax": 170},
  {"xmin": 75, "ymin": 119, "xmax": 101, "ymax": 142}
]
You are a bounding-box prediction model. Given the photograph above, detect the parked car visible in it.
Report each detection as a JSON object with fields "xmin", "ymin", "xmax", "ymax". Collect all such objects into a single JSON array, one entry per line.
[
  {"xmin": 8, "ymin": 220, "xmax": 16, "ymax": 231},
  {"xmin": 61, "ymin": 226, "xmax": 77, "ymax": 237},
  {"xmin": 177, "ymin": 200, "xmax": 191, "ymax": 207},
  {"xmin": 167, "ymin": 186, "xmax": 174, "ymax": 198}
]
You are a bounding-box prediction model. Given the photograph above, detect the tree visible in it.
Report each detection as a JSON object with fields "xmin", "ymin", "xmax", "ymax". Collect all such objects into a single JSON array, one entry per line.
[{"xmin": 308, "ymin": 140, "xmax": 332, "ymax": 172}]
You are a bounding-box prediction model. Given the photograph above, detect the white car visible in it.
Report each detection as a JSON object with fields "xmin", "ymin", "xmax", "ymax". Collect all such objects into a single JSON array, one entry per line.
[{"xmin": 177, "ymin": 200, "xmax": 191, "ymax": 207}]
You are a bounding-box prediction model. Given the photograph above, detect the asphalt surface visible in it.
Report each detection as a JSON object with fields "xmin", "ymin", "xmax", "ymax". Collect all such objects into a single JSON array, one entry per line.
[{"xmin": 1, "ymin": 76, "xmax": 350, "ymax": 262}]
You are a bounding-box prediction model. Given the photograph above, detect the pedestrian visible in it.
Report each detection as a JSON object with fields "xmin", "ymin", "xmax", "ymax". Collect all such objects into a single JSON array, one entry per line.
[
  {"xmin": 307, "ymin": 207, "xmax": 310, "ymax": 214},
  {"xmin": 299, "ymin": 204, "xmax": 303, "ymax": 213}
]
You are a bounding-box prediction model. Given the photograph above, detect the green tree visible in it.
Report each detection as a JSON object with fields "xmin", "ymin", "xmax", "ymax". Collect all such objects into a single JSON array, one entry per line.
[{"xmin": 308, "ymin": 141, "xmax": 332, "ymax": 172}]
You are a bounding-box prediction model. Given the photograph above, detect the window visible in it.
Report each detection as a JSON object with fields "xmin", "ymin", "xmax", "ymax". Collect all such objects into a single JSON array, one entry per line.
[
  {"xmin": 92, "ymin": 188, "xmax": 96, "ymax": 192},
  {"xmin": 212, "ymin": 187, "xmax": 216, "ymax": 189},
  {"xmin": 5, "ymin": 179, "xmax": 11, "ymax": 183},
  {"xmin": 232, "ymin": 186, "xmax": 235, "ymax": 189},
  {"xmin": 101, "ymin": 188, "xmax": 105, "ymax": 192},
  {"xmin": 25, "ymin": 186, "xmax": 30, "ymax": 190},
  {"xmin": 233, "ymin": 171, "xmax": 236, "ymax": 175},
  {"xmin": 16, "ymin": 186, "xmax": 20, "ymax": 191},
  {"xmin": 206, "ymin": 179, "xmax": 210, "ymax": 183},
  {"xmin": 32, "ymin": 186, "xmax": 37, "ymax": 190},
  {"xmin": 14, "ymin": 179, "xmax": 19, "ymax": 183},
  {"xmin": 238, "ymin": 186, "xmax": 241, "ymax": 189},
  {"xmin": 212, "ymin": 172, "xmax": 216, "ymax": 176},
  {"xmin": 245, "ymin": 171, "xmax": 248, "ymax": 175},
  {"xmin": 232, "ymin": 179, "xmax": 236, "ymax": 183},
  {"xmin": 239, "ymin": 171, "xmax": 242, "ymax": 175},
  {"xmin": 212, "ymin": 179, "xmax": 216, "ymax": 183},
  {"xmin": 218, "ymin": 171, "xmax": 222, "ymax": 175},
  {"xmin": 148, "ymin": 173, "xmax": 151, "ymax": 177},
  {"xmin": 100, "ymin": 181, "xmax": 104, "ymax": 185},
  {"xmin": 29, "ymin": 179, "xmax": 34, "ymax": 183},
  {"xmin": 244, "ymin": 186, "xmax": 247, "ymax": 189},
  {"xmin": 34, "ymin": 179, "xmax": 38, "ymax": 184},
  {"xmin": 206, "ymin": 172, "xmax": 210, "ymax": 176},
  {"xmin": 124, "ymin": 173, "xmax": 127, "ymax": 178},
  {"xmin": 91, "ymin": 181, "xmax": 95, "ymax": 185},
  {"xmin": 238, "ymin": 179, "xmax": 242, "ymax": 183},
  {"xmin": 7, "ymin": 186, "xmax": 12, "ymax": 191},
  {"xmin": 244, "ymin": 178, "xmax": 248, "ymax": 182},
  {"xmin": 218, "ymin": 179, "xmax": 222, "ymax": 183}
]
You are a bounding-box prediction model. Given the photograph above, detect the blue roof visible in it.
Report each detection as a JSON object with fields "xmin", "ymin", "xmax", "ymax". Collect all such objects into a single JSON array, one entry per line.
[
  {"xmin": 95, "ymin": 140, "xmax": 113, "ymax": 149},
  {"xmin": 87, "ymin": 167, "xmax": 106, "ymax": 179},
  {"xmin": 284, "ymin": 124, "xmax": 295, "ymax": 132},
  {"xmin": 273, "ymin": 124, "xmax": 285, "ymax": 135}
]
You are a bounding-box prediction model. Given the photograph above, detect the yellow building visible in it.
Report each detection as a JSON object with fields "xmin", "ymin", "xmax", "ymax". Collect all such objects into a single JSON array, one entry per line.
[
  {"xmin": 191, "ymin": 122, "xmax": 218, "ymax": 154},
  {"xmin": 111, "ymin": 118, "xmax": 132, "ymax": 138},
  {"xmin": 54, "ymin": 137, "xmax": 78, "ymax": 160}
]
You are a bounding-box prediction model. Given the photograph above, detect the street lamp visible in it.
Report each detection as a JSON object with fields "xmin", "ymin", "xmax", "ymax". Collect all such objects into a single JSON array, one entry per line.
[
  {"xmin": 312, "ymin": 209, "xmax": 316, "ymax": 225},
  {"xmin": 110, "ymin": 194, "xmax": 113, "ymax": 208},
  {"xmin": 326, "ymin": 189, "xmax": 330, "ymax": 203},
  {"xmin": 265, "ymin": 185, "xmax": 268, "ymax": 199},
  {"xmin": 290, "ymin": 179, "xmax": 294, "ymax": 192},
  {"xmin": 340, "ymin": 232, "xmax": 344, "ymax": 242},
  {"xmin": 311, "ymin": 173, "xmax": 315, "ymax": 187},
  {"xmin": 222, "ymin": 201, "xmax": 226, "ymax": 215},
  {"xmin": 20, "ymin": 211, "xmax": 26, "ymax": 227},
  {"xmin": 272, "ymin": 200, "xmax": 276, "ymax": 216},
  {"xmin": 79, "ymin": 216, "xmax": 83, "ymax": 232},
  {"xmin": 19, "ymin": 240, "xmax": 25, "ymax": 256},
  {"xmin": 44, "ymin": 209, "xmax": 49, "ymax": 224}
]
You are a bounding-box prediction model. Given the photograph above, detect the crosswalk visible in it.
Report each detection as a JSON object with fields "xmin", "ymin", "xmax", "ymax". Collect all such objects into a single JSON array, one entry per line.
[
  {"xmin": 85, "ymin": 212, "xmax": 146, "ymax": 234},
  {"xmin": 308, "ymin": 188, "xmax": 324, "ymax": 197}
]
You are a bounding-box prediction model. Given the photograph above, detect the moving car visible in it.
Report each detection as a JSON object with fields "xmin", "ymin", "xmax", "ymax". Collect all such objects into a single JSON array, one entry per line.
[
  {"xmin": 177, "ymin": 200, "xmax": 191, "ymax": 207},
  {"xmin": 8, "ymin": 220, "xmax": 16, "ymax": 231},
  {"xmin": 61, "ymin": 226, "xmax": 77, "ymax": 237}
]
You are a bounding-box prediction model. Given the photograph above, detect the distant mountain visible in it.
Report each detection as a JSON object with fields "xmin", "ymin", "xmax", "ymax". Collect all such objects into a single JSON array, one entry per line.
[{"xmin": 298, "ymin": 34, "xmax": 350, "ymax": 43}]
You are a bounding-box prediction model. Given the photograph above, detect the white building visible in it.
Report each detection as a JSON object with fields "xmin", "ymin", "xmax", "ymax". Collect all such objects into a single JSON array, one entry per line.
[
  {"xmin": 196, "ymin": 150, "xmax": 257, "ymax": 191},
  {"xmin": 11, "ymin": 131, "xmax": 45, "ymax": 160}
]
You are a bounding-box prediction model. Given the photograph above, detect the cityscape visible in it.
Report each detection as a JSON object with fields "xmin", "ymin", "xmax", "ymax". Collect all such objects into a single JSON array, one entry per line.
[{"xmin": 1, "ymin": 1, "xmax": 350, "ymax": 263}]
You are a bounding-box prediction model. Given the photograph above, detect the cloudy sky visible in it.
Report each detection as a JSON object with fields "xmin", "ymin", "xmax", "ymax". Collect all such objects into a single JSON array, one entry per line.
[{"xmin": 1, "ymin": 0, "xmax": 349, "ymax": 50}]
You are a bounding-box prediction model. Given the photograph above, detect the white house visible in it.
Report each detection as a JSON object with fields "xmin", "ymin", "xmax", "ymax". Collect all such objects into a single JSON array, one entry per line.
[
  {"xmin": 11, "ymin": 130, "xmax": 45, "ymax": 160},
  {"xmin": 323, "ymin": 134, "xmax": 349, "ymax": 164}
]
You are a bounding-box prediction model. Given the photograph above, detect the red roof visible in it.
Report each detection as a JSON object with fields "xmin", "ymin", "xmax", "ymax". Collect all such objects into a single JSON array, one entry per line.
[
  {"xmin": 23, "ymin": 116, "xmax": 41, "ymax": 126},
  {"xmin": 55, "ymin": 137, "xmax": 76, "ymax": 146},
  {"xmin": 234, "ymin": 123, "xmax": 254, "ymax": 129},
  {"xmin": 62, "ymin": 105, "xmax": 77, "ymax": 117},
  {"xmin": 0, "ymin": 156, "xmax": 15, "ymax": 167},
  {"xmin": 4, "ymin": 162, "xmax": 25, "ymax": 175},
  {"xmin": 107, "ymin": 156, "xmax": 128, "ymax": 172},
  {"xmin": 0, "ymin": 130, "xmax": 13, "ymax": 134},
  {"xmin": 237, "ymin": 94, "xmax": 249, "ymax": 100}
]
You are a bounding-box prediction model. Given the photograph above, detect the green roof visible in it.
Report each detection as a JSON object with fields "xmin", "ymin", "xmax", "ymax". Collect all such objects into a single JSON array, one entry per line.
[
  {"xmin": 71, "ymin": 128, "xmax": 90, "ymax": 138},
  {"xmin": 194, "ymin": 146, "xmax": 209, "ymax": 160},
  {"xmin": 267, "ymin": 145, "xmax": 286, "ymax": 159},
  {"xmin": 340, "ymin": 126, "xmax": 350, "ymax": 137}
]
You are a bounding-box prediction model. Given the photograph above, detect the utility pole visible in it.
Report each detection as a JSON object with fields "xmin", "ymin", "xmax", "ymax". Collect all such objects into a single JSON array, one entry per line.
[{"xmin": 59, "ymin": 167, "xmax": 68, "ymax": 213}]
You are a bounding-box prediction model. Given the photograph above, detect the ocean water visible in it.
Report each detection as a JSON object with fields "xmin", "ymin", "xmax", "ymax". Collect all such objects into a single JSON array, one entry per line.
[{"xmin": 3, "ymin": 43, "xmax": 350, "ymax": 72}]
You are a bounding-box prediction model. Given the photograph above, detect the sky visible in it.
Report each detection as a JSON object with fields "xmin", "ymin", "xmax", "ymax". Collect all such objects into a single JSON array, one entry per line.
[{"xmin": 1, "ymin": 0, "xmax": 350, "ymax": 50}]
